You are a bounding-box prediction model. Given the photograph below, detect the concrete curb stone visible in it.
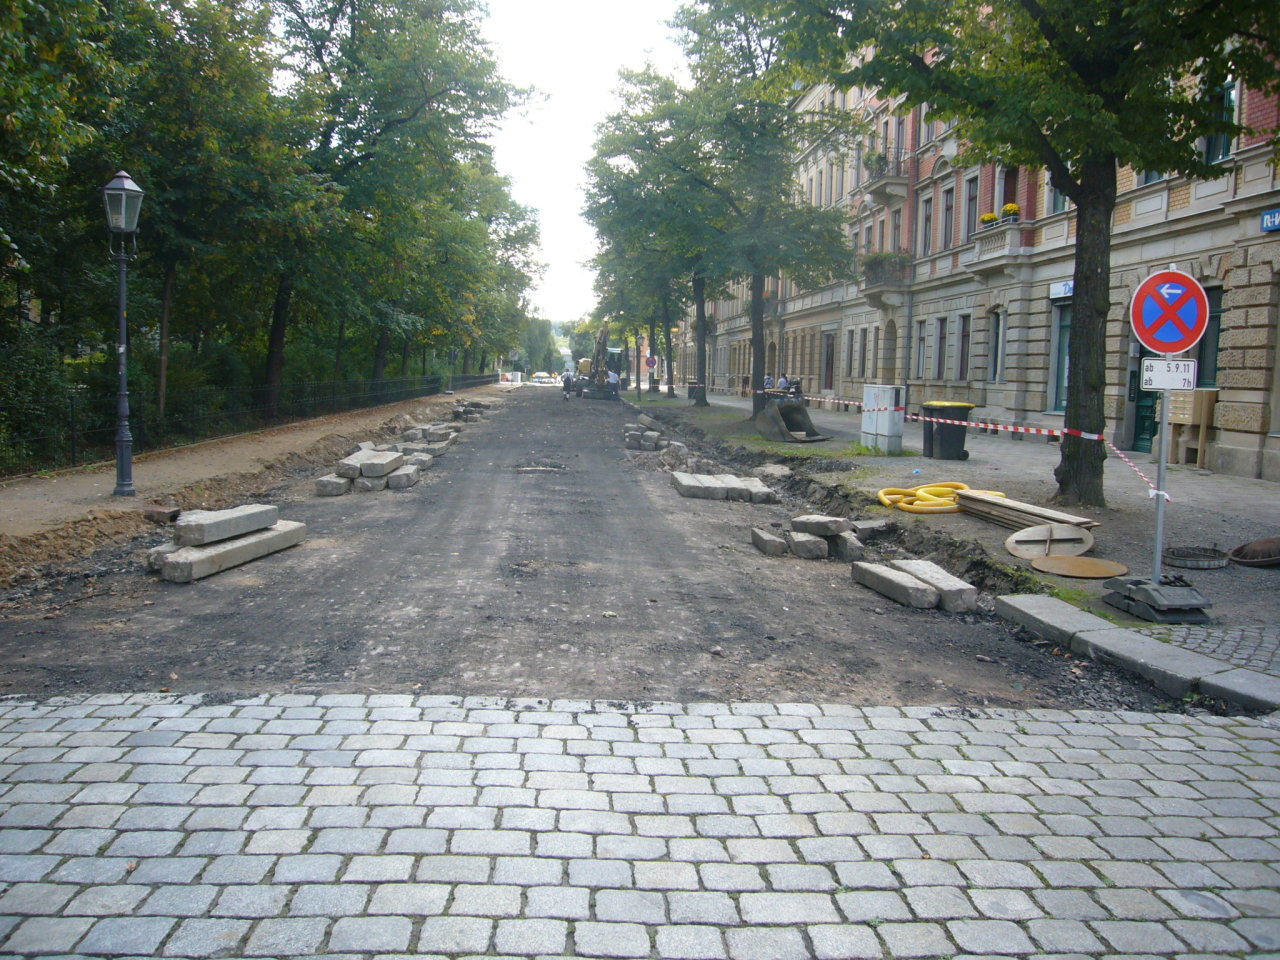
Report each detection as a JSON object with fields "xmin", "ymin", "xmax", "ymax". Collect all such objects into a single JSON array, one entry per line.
[
  {"xmin": 1071, "ymin": 627, "xmax": 1233, "ymax": 697},
  {"xmin": 851, "ymin": 562, "xmax": 939, "ymax": 609}
]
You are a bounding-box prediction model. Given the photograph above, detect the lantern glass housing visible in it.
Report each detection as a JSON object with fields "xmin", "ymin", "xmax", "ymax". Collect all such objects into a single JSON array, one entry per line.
[{"xmin": 103, "ymin": 171, "xmax": 144, "ymax": 233}]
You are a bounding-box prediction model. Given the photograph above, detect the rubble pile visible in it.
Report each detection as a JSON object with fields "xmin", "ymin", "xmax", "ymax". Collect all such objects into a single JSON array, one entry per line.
[{"xmin": 314, "ymin": 423, "xmax": 459, "ymax": 497}]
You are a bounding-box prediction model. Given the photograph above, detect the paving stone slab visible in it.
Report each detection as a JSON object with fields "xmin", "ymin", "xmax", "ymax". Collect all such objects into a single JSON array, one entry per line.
[
  {"xmin": 174, "ymin": 504, "xmax": 279, "ymax": 547},
  {"xmin": 993, "ymin": 594, "xmax": 1112, "ymax": 643},
  {"xmin": 889, "ymin": 559, "xmax": 978, "ymax": 613},
  {"xmin": 359, "ymin": 451, "xmax": 406, "ymax": 477},
  {"xmin": 785, "ymin": 530, "xmax": 829, "ymax": 560},
  {"xmin": 740, "ymin": 477, "xmax": 779, "ymax": 504},
  {"xmin": 714, "ymin": 475, "xmax": 753, "ymax": 501},
  {"xmin": 827, "ymin": 531, "xmax": 865, "ymax": 562},
  {"xmin": 851, "ymin": 562, "xmax": 939, "ymax": 608},
  {"xmin": 1071, "ymin": 628, "xmax": 1233, "ymax": 697},
  {"xmin": 336, "ymin": 449, "xmax": 382, "ymax": 478},
  {"xmin": 1197, "ymin": 667, "xmax": 1280, "ymax": 711},
  {"xmin": 160, "ymin": 521, "xmax": 307, "ymax": 583},
  {"xmin": 353, "ymin": 475, "xmax": 388, "ymax": 493},
  {"xmin": 387, "ymin": 465, "xmax": 421, "ymax": 490},
  {"xmin": 751, "ymin": 528, "xmax": 788, "ymax": 557},
  {"xmin": 790, "ymin": 515, "xmax": 852, "ymax": 536},
  {"xmin": 313, "ymin": 474, "xmax": 351, "ymax": 497}
]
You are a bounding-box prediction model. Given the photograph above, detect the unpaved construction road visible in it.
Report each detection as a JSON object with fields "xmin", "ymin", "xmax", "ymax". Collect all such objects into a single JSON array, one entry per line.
[{"xmin": 0, "ymin": 388, "xmax": 1174, "ymax": 710}]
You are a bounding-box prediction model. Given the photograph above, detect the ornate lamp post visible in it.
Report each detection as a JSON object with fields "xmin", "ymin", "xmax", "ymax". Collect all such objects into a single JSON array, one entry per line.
[{"xmin": 102, "ymin": 171, "xmax": 144, "ymax": 496}]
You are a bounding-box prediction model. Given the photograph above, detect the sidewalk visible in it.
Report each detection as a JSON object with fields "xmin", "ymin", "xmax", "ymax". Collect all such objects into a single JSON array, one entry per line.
[
  {"xmin": 0, "ymin": 692, "xmax": 1275, "ymax": 960},
  {"xmin": 703, "ymin": 393, "xmax": 1280, "ymax": 687}
]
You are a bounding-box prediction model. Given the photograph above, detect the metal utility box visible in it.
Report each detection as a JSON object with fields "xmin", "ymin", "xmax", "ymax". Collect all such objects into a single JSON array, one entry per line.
[{"xmin": 861, "ymin": 384, "xmax": 905, "ymax": 454}]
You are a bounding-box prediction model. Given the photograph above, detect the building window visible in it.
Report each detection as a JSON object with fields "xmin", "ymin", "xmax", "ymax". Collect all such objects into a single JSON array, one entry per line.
[
  {"xmin": 863, "ymin": 226, "xmax": 872, "ymax": 253},
  {"xmin": 915, "ymin": 320, "xmax": 927, "ymax": 378},
  {"xmin": 1048, "ymin": 179, "xmax": 1069, "ymax": 214},
  {"xmin": 1052, "ymin": 303, "xmax": 1072, "ymax": 411},
  {"xmin": 878, "ymin": 219, "xmax": 886, "ymax": 252},
  {"xmin": 957, "ymin": 314, "xmax": 971, "ymax": 380},
  {"xmin": 1197, "ymin": 288, "xmax": 1222, "ymax": 387},
  {"xmin": 941, "ymin": 188, "xmax": 955, "ymax": 250},
  {"xmin": 934, "ymin": 317, "xmax": 948, "ymax": 379},
  {"xmin": 816, "ymin": 169, "xmax": 823, "ymax": 206},
  {"xmin": 989, "ymin": 310, "xmax": 1005, "ymax": 382},
  {"xmin": 920, "ymin": 197, "xmax": 933, "ymax": 256},
  {"xmin": 1140, "ymin": 170, "xmax": 1165, "ymax": 185},
  {"xmin": 858, "ymin": 328, "xmax": 868, "ymax": 378},
  {"xmin": 1203, "ymin": 79, "xmax": 1237, "ymax": 164},
  {"xmin": 871, "ymin": 327, "xmax": 880, "ymax": 380},
  {"xmin": 891, "ymin": 210, "xmax": 902, "ymax": 252},
  {"xmin": 845, "ymin": 330, "xmax": 855, "ymax": 376},
  {"xmin": 964, "ymin": 176, "xmax": 979, "ymax": 240}
]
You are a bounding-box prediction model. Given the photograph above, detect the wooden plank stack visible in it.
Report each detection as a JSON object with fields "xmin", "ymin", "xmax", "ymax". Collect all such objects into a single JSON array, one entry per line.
[{"xmin": 957, "ymin": 490, "xmax": 1099, "ymax": 530}]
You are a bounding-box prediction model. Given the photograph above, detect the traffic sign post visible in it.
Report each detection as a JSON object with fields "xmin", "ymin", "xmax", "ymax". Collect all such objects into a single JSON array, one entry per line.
[{"xmin": 1105, "ymin": 270, "xmax": 1212, "ymax": 622}]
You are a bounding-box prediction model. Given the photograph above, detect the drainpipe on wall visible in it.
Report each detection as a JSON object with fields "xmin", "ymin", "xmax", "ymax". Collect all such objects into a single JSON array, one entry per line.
[{"xmin": 902, "ymin": 280, "xmax": 915, "ymax": 413}]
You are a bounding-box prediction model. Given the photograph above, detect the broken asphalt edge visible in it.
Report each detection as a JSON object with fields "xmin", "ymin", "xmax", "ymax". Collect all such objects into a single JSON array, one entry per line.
[{"xmin": 995, "ymin": 595, "xmax": 1280, "ymax": 712}]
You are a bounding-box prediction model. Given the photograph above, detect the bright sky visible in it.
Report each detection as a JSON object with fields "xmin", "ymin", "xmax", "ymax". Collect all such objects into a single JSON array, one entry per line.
[{"xmin": 481, "ymin": 0, "xmax": 687, "ymax": 325}]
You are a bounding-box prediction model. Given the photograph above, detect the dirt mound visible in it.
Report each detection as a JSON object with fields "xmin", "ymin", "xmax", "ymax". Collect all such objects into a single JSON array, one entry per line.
[{"xmin": 0, "ymin": 396, "xmax": 471, "ymax": 588}]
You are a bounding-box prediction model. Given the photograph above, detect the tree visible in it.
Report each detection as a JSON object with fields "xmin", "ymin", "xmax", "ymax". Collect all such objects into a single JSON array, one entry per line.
[
  {"xmin": 674, "ymin": 2, "xmax": 859, "ymax": 414},
  {"xmin": 717, "ymin": 0, "xmax": 1280, "ymax": 504}
]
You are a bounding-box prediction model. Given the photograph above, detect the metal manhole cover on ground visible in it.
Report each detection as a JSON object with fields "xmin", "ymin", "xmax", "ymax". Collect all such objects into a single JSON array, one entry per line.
[
  {"xmin": 1163, "ymin": 546, "xmax": 1229, "ymax": 569},
  {"xmin": 1031, "ymin": 556, "xmax": 1128, "ymax": 578}
]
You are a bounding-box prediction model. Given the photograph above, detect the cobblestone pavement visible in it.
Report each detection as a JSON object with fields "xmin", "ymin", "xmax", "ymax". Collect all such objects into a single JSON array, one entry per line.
[
  {"xmin": 1133, "ymin": 623, "xmax": 1280, "ymax": 680},
  {"xmin": 0, "ymin": 693, "xmax": 1277, "ymax": 960}
]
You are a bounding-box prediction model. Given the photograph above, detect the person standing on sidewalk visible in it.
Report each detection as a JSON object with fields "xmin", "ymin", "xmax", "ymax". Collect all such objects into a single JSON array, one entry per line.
[{"xmin": 561, "ymin": 371, "xmax": 573, "ymax": 400}]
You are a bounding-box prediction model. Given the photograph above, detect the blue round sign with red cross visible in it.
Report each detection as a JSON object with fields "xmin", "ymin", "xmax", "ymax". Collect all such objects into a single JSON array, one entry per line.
[{"xmin": 1128, "ymin": 270, "xmax": 1210, "ymax": 355}]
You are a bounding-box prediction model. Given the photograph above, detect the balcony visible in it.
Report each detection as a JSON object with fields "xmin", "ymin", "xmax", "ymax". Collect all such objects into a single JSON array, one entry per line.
[
  {"xmin": 962, "ymin": 220, "xmax": 1032, "ymax": 282},
  {"xmin": 863, "ymin": 148, "xmax": 909, "ymax": 205},
  {"xmin": 858, "ymin": 250, "xmax": 913, "ymax": 310}
]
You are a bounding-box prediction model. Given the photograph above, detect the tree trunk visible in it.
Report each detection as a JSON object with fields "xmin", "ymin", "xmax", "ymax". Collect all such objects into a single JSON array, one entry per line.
[
  {"xmin": 661, "ymin": 300, "xmax": 676, "ymax": 397},
  {"xmin": 372, "ymin": 329, "xmax": 391, "ymax": 381},
  {"xmin": 264, "ymin": 273, "xmax": 292, "ymax": 419},
  {"xmin": 157, "ymin": 263, "xmax": 175, "ymax": 419},
  {"xmin": 647, "ymin": 316, "xmax": 658, "ymax": 392},
  {"xmin": 749, "ymin": 270, "xmax": 767, "ymax": 415},
  {"xmin": 400, "ymin": 336, "xmax": 410, "ymax": 376},
  {"xmin": 1053, "ymin": 159, "xmax": 1115, "ymax": 507},
  {"xmin": 693, "ymin": 273, "xmax": 709, "ymax": 406},
  {"xmin": 461, "ymin": 348, "xmax": 472, "ymax": 375}
]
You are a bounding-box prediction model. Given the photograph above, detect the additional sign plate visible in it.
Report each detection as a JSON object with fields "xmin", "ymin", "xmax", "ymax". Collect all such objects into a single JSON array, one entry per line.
[
  {"xmin": 1129, "ymin": 270, "xmax": 1209, "ymax": 355},
  {"xmin": 1142, "ymin": 358, "xmax": 1197, "ymax": 391}
]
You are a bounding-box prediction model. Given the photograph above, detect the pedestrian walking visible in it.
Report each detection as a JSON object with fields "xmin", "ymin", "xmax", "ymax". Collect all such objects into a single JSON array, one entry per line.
[
  {"xmin": 607, "ymin": 368, "xmax": 620, "ymax": 400},
  {"xmin": 561, "ymin": 371, "xmax": 573, "ymax": 400},
  {"xmin": 776, "ymin": 373, "xmax": 789, "ymax": 392}
]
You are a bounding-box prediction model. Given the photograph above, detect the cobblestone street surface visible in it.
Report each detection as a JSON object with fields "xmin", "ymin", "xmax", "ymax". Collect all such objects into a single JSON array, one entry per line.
[{"xmin": 0, "ymin": 693, "xmax": 1277, "ymax": 959}]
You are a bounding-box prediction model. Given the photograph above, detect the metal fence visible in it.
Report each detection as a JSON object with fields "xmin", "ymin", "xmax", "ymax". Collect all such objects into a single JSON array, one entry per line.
[{"xmin": 0, "ymin": 373, "xmax": 497, "ymax": 480}]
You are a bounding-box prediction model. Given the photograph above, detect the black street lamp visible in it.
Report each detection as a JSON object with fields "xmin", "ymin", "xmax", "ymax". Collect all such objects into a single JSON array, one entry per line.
[{"xmin": 103, "ymin": 170, "xmax": 144, "ymax": 497}]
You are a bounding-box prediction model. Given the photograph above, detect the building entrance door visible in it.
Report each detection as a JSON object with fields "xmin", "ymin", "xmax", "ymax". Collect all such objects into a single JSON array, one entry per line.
[{"xmin": 822, "ymin": 333, "xmax": 836, "ymax": 390}]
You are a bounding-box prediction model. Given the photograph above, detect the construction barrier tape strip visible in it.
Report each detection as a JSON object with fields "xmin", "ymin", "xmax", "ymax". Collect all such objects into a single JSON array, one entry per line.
[{"xmin": 749, "ymin": 388, "xmax": 1162, "ymax": 499}]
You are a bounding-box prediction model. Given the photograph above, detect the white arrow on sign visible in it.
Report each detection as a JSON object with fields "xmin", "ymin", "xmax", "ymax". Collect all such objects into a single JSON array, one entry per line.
[{"xmin": 1158, "ymin": 283, "xmax": 1184, "ymax": 300}]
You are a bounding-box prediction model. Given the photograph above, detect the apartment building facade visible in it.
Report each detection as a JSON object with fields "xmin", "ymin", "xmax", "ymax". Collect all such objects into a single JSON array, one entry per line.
[{"xmin": 676, "ymin": 81, "xmax": 1280, "ymax": 480}]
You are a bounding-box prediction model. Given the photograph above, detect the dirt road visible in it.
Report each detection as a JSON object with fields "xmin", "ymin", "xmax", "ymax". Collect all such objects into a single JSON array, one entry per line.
[{"xmin": 0, "ymin": 387, "xmax": 1173, "ymax": 710}]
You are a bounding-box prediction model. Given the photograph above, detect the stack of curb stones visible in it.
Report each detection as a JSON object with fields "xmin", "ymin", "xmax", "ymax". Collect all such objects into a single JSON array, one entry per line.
[
  {"xmin": 451, "ymin": 399, "xmax": 490, "ymax": 422},
  {"xmin": 145, "ymin": 504, "xmax": 307, "ymax": 583},
  {"xmin": 624, "ymin": 412, "xmax": 678, "ymax": 453},
  {"xmin": 752, "ymin": 514, "xmax": 865, "ymax": 560},
  {"xmin": 672, "ymin": 471, "xmax": 779, "ymax": 503},
  {"xmin": 314, "ymin": 423, "xmax": 459, "ymax": 496}
]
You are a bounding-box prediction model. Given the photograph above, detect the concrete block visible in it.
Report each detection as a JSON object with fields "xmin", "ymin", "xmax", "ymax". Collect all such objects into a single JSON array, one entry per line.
[
  {"xmin": 147, "ymin": 542, "xmax": 180, "ymax": 572},
  {"xmin": 751, "ymin": 528, "xmax": 789, "ymax": 556},
  {"xmin": 1198, "ymin": 668, "xmax": 1280, "ymax": 711},
  {"xmin": 625, "ymin": 435, "xmax": 642, "ymax": 450},
  {"xmin": 424, "ymin": 427, "xmax": 455, "ymax": 442},
  {"xmin": 1071, "ymin": 629, "xmax": 1232, "ymax": 698},
  {"xmin": 741, "ymin": 478, "xmax": 779, "ymax": 504},
  {"xmin": 174, "ymin": 504, "xmax": 279, "ymax": 547},
  {"xmin": 337, "ymin": 449, "xmax": 380, "ymax": 478},
  {"xmin": 624, "ymin": 423, "xmax": 640, "ymax": 433},
  {"xmin": 405, "ymin": 454, "xmax": 434, "ymax": 469},
  {"xmin": 786, "ymin": 531, "xmax": 829, "ymax": 559},
  {"xmin": 642, "ymin": 431, "xmax": 661, "ymax": 442},
  {"xmin": 715, "ymin": 475, "xmax": 752, "ymax": 501},
  {"xmin": 993, "ymin": 594, "xmax": 1113, "ymax": 644},
  {"xmin": 828, "ymin": 532, "xmax": 865, "ymax": 562},
  {"xmin": 314, "ymin": 474, "xmax": 352, "ymax": 497},
  {"xmin": 850, "ymin": 519, "xmax": 891, "ymax": 538},
  {"xmin": 387, "ymin": 465, "xmax": 421, "ymax": 489},
  {"xmin": 395, "ymin": 442, "xmax": 434, "ymax": 455},
  {"xmin": 672, "ymin": 473, "xmax": 726, "ymax": 500},
  {"xmin": 852, "ymin": 562, "xmax": 939, "ymax": 609},
  {"xmin": 161, "ymin": 520, "xmax": 307, "ymax": 583},
  {"xmin": 641, "ymin": 441, "xmax": 657, "ymax": 451},
  {"xmin": 360, "ymin": 452, "xmax": 406, "ymax": 477},
  {"xmin": 791, "ymin": 515, "xmax": 852, "ymax": 536},
  {"xmin": 656, "ymin": 440, "xmax": 669, "ymax": 450},
  {"xmin": 354, "ymin": 475, "xmax": 388, "ymax": 492},
  {"xmin": 637, "ymin": 414, "xmax": 663, "ymax": 432},
  {"xmin": 401, "ymin": 428, "xmax": 424, "ymax": 441},
  {"xmin": 890, "ymin": 559, "xmax": 978, "ymax": 613}
]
